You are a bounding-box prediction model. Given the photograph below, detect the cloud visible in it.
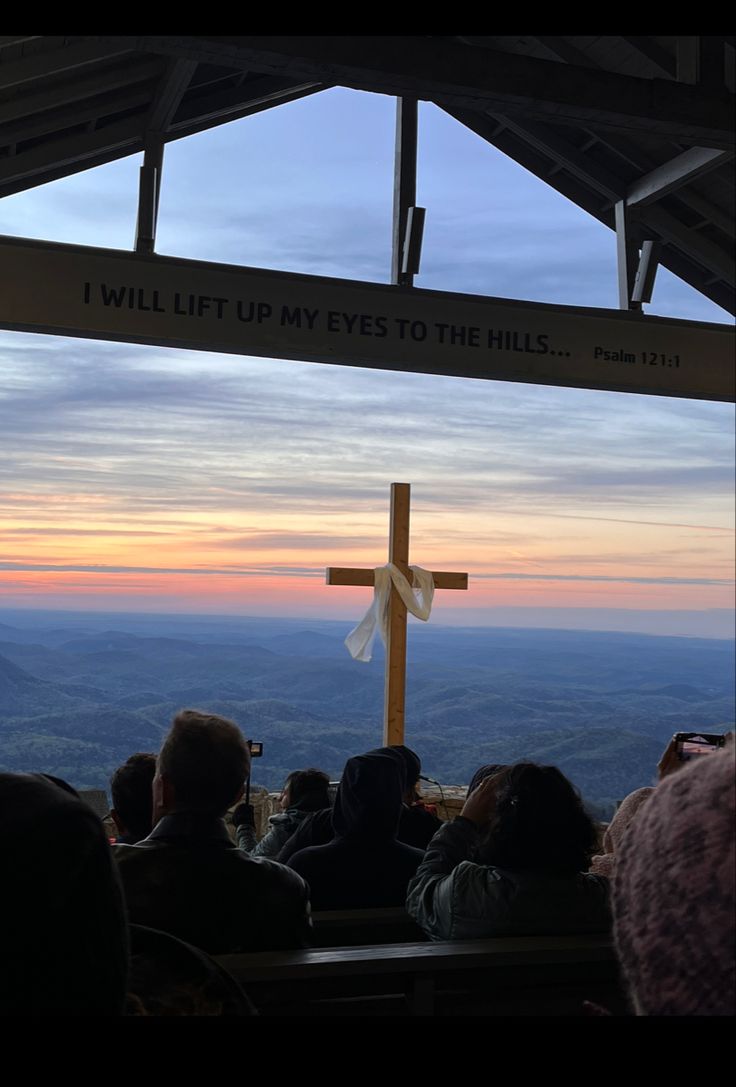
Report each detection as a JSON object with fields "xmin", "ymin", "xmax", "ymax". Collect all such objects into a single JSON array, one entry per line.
[
  {"xmin": 471, "ymin": 572, "xmax": 733, "ymax": 587},
  {"xmin": 209, "ymin": 532, "xmax": 381, "ymax": 550},
  {"xmin": 0, "ymin": 527, "xmax": 177, "ymax": 537},
  {"xmin": 1, "ymin": 561, "xmax": 730, "ymax": 590},
  {"xmin": 0, "ymin": 561, "xmax": 324, "ymax": 578}
]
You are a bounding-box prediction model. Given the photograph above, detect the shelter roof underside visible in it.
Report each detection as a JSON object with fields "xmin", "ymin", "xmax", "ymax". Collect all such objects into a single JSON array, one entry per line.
[{"xmin": 1, "ymin": 34, "xmax": 733, "ymax": 313}]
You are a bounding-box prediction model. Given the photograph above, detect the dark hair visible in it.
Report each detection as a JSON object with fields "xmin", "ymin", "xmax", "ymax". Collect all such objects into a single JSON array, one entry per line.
[
  {"xmin": 478, "ymin": 762, "xmax": 598, "ymax": 876},
  {"xmin": 0, "ymin": 773, "xmax": 129, "ymax": 1015},
  {"xmin": 158, "ymin": 710, "xmax": 250, "ymax": 816},
  {"xmin": 111, "ymin": 753, "xmax": 157, "ymax": 841},
  {"xmin": 468, "ymin": 763, "xmax": 507, "ymax": 795},
  {"xmin": 284, "ymin": 768, "xmax": 331, "ymax": 812}
]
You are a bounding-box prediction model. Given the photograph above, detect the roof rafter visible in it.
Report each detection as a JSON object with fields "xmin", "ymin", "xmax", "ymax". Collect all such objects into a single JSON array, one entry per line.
[
  {"xmin": 626, "ymin": 147, "xmax": 734, "ymax": 207},
  {"xmin": 0, "ymin": 75, "xmax": 326, "ymax": 197},
  {"xmin": 0, "ymin": 57, "xmax": 164, "ymax": 127},
  {"xmin": 445, "ymin": 107, "xmax": 735, "ymax": 306},
  {"xmin": 82, "ymin": 35, "xmax": 735, "ymax": 148},
  {"xmin": 0, "ymin": 39, "xmax": 135, "ymax": 91},
  {"xmin": 169, "ymin": 77, "xmax": 324, "ymax": 131},
  {"xmin": 145, "ymin": 57, "xmax": 197, "ymax": 133}
]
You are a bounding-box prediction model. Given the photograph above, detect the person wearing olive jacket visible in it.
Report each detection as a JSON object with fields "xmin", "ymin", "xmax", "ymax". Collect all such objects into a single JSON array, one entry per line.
[
  {"xmin": 406, "ymin": 762, "xmax": 611, "ymax": 942},
  {"xmin": 116, "ymin": 710, "xmax": 312, "ymax": 954}
]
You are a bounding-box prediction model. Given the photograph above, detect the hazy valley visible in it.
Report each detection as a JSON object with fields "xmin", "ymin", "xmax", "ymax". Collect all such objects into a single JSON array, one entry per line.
[{"xmin": 1, "ymin": 608, "xmax": 733, "ymax": 820}]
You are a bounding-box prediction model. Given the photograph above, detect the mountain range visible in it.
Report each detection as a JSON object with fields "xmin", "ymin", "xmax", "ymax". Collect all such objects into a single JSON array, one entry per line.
[{"xmin": 0, "ymin": 609, "xmax": 733, "ymax": 820}]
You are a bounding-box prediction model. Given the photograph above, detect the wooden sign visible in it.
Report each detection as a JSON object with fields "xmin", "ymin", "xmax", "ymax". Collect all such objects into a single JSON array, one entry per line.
[{"xmin": 0, "ymin": 235, "xmax": 732, "ymax": 401}]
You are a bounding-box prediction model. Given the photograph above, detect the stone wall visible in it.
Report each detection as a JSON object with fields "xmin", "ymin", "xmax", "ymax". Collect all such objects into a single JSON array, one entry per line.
[{"xmin": 238, "ymin": 783, "xmax": 470, "ymax": 841}]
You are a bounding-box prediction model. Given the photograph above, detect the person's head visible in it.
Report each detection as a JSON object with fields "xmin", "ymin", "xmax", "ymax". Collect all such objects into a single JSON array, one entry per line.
[
  {"xmin": 280, "ymin": 768, "xmax": 330, "ymax": 812},
  {"xmin": 110, "ymin": 752, "xmax": 157, "ymax": 841},
  {"xmin": 0, "ymin": 772, "xmax": 129, "ymax": 1015},
  {"xmin": 154, "ymin": 709, "xmax": 250, "ymax": 820},
  {"xmin": 363, "ymin": 745, "xmax": 421, "ymax": 803},
  {"xmin": 477, "ymin": 762, "xmax": 598, "ymax": 875},
  {"xmin": 613, "ymin": 748, "xmax": 735, "ymax": 1016},
  {"xmin": 332, "ymin": 751, "xmax": 404, "ymax": 841}
]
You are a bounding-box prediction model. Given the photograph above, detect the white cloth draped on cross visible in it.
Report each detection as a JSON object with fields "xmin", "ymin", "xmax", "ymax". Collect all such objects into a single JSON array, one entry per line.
[
  {"xmin": 326, "ymin": 482, "xmax": 467, "ymax": 744},
  {"xmin": 344, "ymin": 563, "xmax": 435, "ymax": 662}
]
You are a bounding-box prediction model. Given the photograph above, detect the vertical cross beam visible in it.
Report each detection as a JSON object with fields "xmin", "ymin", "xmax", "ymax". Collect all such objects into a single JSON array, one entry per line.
[
  {"xmin": 326, "ymin": 483, "xmax": 468, "ymax": 746},
  {"xmin": 385, "ymin": 482, "xmax": 411, "ymax": 745}
]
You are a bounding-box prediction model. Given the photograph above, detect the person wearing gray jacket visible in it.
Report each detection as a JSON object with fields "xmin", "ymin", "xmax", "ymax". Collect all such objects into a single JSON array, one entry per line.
[
  {"xmin": 234, "ymin": 768, "xmax": 330, "ymax": 859},
  {"xmin": 406, "ymin": 762, "xmax": 611, "ymax": 941}
]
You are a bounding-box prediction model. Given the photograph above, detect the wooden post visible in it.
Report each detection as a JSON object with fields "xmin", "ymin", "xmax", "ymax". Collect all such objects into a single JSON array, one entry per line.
[
  {"xmin": 385, "ymin": 482, "xmax": 410, "ymax": 745},
  {"xmin": 326, "ymin": 483, "xmax": 468, "ymax": 745}
]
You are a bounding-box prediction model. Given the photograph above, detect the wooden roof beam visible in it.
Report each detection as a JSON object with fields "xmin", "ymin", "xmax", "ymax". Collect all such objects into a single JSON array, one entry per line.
[
  {"xmin": 446, "ymin": 106, "xmax": 736, "ymax": 306},
  {"xmin": 100, "ymin": 35, "xmax": 735, "ymax": 149},
  {"xmin": 145, "ymin": 57, "xmax": 197, "ymax": 133},
  {"xmin": 0, "ymin": 36, "xmax": 43, "ymax": 50},
  {"xmin": 626, "ymin": 147, "xmax": 734, "ymax": 207},
  {"xmin": 0, "ymin": 39, "xmax": 135, "ymax": 91},
  {"xmin": 169, "ymin": 76, "xmax": 324, "ymax": 130},
  {"xmin": 0, "ymin": 57, "xmax": 163, "ymax": 127}
]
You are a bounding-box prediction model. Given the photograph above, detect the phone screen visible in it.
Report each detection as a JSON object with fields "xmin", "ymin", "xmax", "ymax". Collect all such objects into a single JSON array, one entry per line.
[{"xmin": 677, "ymin": 735, "xmax": 723, "ymax": 761}]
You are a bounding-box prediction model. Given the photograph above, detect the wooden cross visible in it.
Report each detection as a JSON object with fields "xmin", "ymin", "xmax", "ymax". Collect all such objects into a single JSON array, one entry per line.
[{"xmin": 326, "ymin": 482, "xmax": 468, "ymax": 746}]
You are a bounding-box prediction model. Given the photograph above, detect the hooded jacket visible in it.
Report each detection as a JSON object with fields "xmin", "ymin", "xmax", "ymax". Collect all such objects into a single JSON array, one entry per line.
[
  {"xmin": 286, "ymin": 752, "xmax": 424, "ymax": 910},
  {"xmin": 276, "ymin": 746, "xmax": 441, "ymax": 862}
]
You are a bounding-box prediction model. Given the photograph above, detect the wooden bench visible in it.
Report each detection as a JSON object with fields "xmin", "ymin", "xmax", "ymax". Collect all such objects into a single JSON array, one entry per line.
[
  {"xmin": 216, "ymin": 934, "xmax": 627, "ymax": 1016},
  {"xmin": 310, "ymin": 908, "xmax": 426, "ymax": 947}
]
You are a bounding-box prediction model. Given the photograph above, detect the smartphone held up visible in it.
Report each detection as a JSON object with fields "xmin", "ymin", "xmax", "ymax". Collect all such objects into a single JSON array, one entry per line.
[{"xmin": 674, "ymin": 732, "xmax": 726, "ymax": 762}]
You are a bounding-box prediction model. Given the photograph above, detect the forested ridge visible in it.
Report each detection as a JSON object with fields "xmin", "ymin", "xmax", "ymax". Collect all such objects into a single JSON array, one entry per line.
[{"xmin": 1, "ymin": 611, "xmax": 733, "ymax": 819}]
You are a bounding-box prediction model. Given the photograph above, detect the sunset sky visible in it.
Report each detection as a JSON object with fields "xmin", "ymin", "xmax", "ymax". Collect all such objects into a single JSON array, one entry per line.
[{"xmin": 0, "ymin": 89, "xmax": 734, "ymax": 637}]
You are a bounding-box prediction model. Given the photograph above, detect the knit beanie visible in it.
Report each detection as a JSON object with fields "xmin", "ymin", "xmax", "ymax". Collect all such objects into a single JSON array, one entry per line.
[
  {"xmin": 590, "ymin": 787, "xmax": 654, "ymax": 878},
  {"xmin": 612, "ymin": 748, "xmax": 735, "ymax": 1015}
]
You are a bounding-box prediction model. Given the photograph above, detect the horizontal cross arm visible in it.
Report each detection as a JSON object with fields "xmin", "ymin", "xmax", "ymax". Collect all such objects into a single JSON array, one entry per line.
[{"xmin": 326, "ymin": 567, "xmax": 468, "ymax": 590}]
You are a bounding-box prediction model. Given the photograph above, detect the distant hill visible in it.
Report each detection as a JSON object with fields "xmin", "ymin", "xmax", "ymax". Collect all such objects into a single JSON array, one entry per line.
[{"xmin": 0, "ymin": 611, "xmax": 732, "ymax": 818}]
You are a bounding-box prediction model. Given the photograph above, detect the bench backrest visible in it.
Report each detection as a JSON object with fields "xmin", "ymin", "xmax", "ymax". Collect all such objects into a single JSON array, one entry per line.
[
  {"xmin": 215, "ymin": 934, "xmax": 627, "ymax": 1016},
  {"xmin": 310, "ymin": 908, "xmax": 426, "ymax": 947}
]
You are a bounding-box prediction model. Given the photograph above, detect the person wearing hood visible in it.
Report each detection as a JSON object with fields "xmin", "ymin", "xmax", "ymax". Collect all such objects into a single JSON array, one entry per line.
[
  {"xmin": 276, "ymin": 745, "xmax": 440, "ymax": 863},
  {"xmin": 285, "ymin": 750, "xmax": 424, "ymax": 910},
  {"xmin": 232, "ymin": 768, "xmax": 330, "ymax": 859}
]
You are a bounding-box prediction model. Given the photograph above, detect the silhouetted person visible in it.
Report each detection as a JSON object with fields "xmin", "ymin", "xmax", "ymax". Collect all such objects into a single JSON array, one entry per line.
[
  {"xmin": 233, "ymin": 767, "xmax": 330, "ymax": 859},
  {"xmin": 110, "ymin": 752, "xmax": 157, "ymax": 844},
  {"xmin": 277, "ymin": 745, "xmax": 440, "ymax": 863},
  {"xmin": 286, "ymin": 750, "xmax": 424, "ymax": 909},
  {"xmin": 115, "ymin": 709, "xmax": 312, "ymax": 954},
  {"xmin": 407, "ymin": 762, "xmax": 610, "ymax": 940},
  {"xmin": 0, "ymin": 772, "xmax": 129, "ymax": 1016}
]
